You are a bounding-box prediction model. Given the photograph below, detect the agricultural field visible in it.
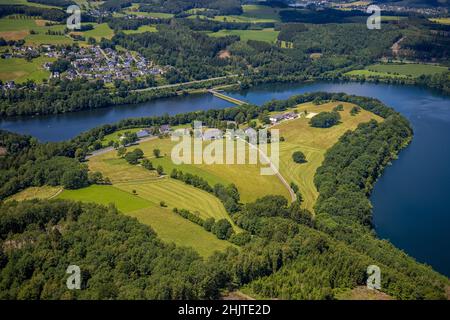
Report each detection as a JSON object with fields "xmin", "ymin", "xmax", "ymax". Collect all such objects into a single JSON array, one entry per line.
[
  {"xmin": 87, "ymin": 147, "xmax": 239, "ymax": 221},
  {"xmin": 119, "ymin": 138, "xmax": 290, "ymax": 203},
  {"xmin": 211, "ymin": 15, "xmax": 277, "ymax": 23},
  {"xmin": 6, "ymin": 186, "xmax": 61, "ymax": 201},
  {"xmin": 240, "ymin": 4, "xmax": 281, "ymax": 22},
  {"xmin": 430, "ymin": 17, "xmax": 450, "ymax": 25},
  {"xmin": 0, "ymin": 16, "xmax": 71, "ymax": 45},
  {"xmin": 0, "ymin": 0, "xmax": 58, "ymax": 8},
  {"xmin": 270, "ymin": 101, "xmax": 383, "ymax": 212},
  {"xmin": 0, "ymin": 56, "xmax": 55, "ymax": 83},
  {"xmin": 346, "ymin": 63, "xmax": 448, "ymax": 79},
  {"xmin": 208, "ymin": 28, "xmax": 279, "ymax": 43},
  {"xmin": 57, "ymin": 185, "xmax": 153, "ymax": 213},
  {"xmin": 57, "ymin": 183, "xmax": 235, "ymax": 257},
  {"xmin": 124, "ymin": 10, "xmax": 174, "ymax": 19},
  {"xmin": 381, "ymin": 16, "xmax": 406, "ymax": 22},
  {"xmin": 123, "ymin": 25, "xmax": 157, "ymax": 34},
  {"xmin": 81, "ymin": 23, "xmax": 115, "ymax": 41}
]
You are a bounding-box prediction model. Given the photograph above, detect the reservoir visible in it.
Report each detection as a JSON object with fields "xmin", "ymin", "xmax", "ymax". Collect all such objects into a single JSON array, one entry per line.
[{"xmin": 1, "ymin": 81, "xmax": 449, "ymax": 276}]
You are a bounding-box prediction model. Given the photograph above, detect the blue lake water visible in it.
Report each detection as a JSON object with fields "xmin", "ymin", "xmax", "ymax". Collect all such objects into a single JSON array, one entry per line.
[{"xmin": 1, "ymin": 81, "xmax": 449, "ymax": 276}]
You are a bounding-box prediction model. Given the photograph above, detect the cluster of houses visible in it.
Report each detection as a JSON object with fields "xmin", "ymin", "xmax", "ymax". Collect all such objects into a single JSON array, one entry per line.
[
  {"xmin": 0, "ymin": 46, "xmax": 39, "ymax": 60},
  {"xmin": 42, "ymin": 45, "xmax": 163, "ymax": 82},
  {"xmin": 130, "ymin": 125, "xmax": 172, "ymax": 140},
  {"xmin": 269, "ymin": 111, "xmax": 298, "ymax": 124}
]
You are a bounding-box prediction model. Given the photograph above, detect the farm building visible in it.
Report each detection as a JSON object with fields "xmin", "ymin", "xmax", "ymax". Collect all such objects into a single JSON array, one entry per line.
[
  {"xmin": 203, "ymin": 128, "xmax": 223, "ymax": 140},
  {"xmin": 136, "ymin": 129, "xmax": 150, "ymax": 138}
]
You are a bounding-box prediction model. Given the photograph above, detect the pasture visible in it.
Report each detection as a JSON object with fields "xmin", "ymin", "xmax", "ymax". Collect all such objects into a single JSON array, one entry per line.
[
  {"xmin": 82, "ymin": 23, "xmax": 114, "ymax": 40},
  {"xmin": 270, "ymin": 101, "xmax": 383, "ymax": 212},
  {"xmin": 430, "ymin": 18, "xmax": 450, "ymax": 25},
  {"xmin": 123, "ymin": 25, "xmax": 157, "ymax": 34},
  {"xmin": 0, "ymin": 16, "xmax": 72, "ymax": 45},
  {"xmin": 121, "ymin": 138, "xmax": 290, "ymax": 203},
  {"xmin": 367, "ymin": 63, "xmax": 448, "ymax": 77},
  {"xmin": 127, "ymin": 207, "xmax": 235, "ymax": 257},
  {"xmin": 125, "ymin": 11, "xmax": 174, "ymax": 19},
  {"xmin": 208, "ymin": 28, "xmax": 279, "ymax": 43},
  {"xmin": 0, "ymin": 0, "xmax": 58, "ymax": 8},
  {"xmin": 346, "ymin": 63, "xmax": 448, "ymax": 79},
  {"xmin": 57, "ymin": 185, "xmax": 153, "ymax": 213},
  {"xmin": 57, "ymin": 184, "xmax": 234, "ymax": 257},
  {"xmin": 0, "ymin": 56, "xmax": 55, "ymax": 83},
  {"xmin": 6, "ymin": 186, "xmax": 61, "ymax": 201}
]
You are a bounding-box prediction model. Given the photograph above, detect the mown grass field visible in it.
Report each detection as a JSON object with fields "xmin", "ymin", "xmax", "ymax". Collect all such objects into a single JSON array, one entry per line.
[
  {"xmin": 56, "ymin": 183, "xmax": 235, "ymax": 257},
  {"xmin": 127, "ymin": 207, "xmax": 234, "ymax": 257},
  {"xmin": 270, "ymin": 101, "xmax": 383, "ymax": 212},
  {"xmin": 0, "ymin": 56, "xmax": 55, "ymax": 83},
  {"xmin": 123, "ymin": 25, "xmax": 157, "ymax": 34},
  {"xmin": 0, "ymin": 0, "xmax": 58, "ymax": 8},
  {"xmin": 346, "ymin": 63, "xmax": 448, "ymax": 79},
  {"xmin": 82, "ymin": 23, "xmax": 114, "ymax": 41},
  {"xmin": 240, "ymin": 4, "xmax": 281, "ymax": 22},
  {"xmin": 211, "ymin": 15, "xmax": 277, "ymax": 23},
  {"xmin": 0, "ymin": 16, "xmax": 73, "ymax": 45},
  {"xmin": 57, "ymin": 185, "xmax": 153, "ymax": 212},
  {"xmin": 208, "ymin": 28, "xmax": 279, "ymax": 43},
  {"xmin": 6, "ymin": 186, "xmax": 61, "ymax": 201},
  {"xmin": 430, "ymin": 18, "xmax": 450, "ymax": 25},
  {"xmin": 125, "ymin": 10, "xmax": 174, "ymax": 19},
  {"xmin": 367, "ymin": 63, "xmax": 448, "ymax": 77},
  {"xmin": 120, "ymin": 138, "xmax": 290, "ymax": 203}
]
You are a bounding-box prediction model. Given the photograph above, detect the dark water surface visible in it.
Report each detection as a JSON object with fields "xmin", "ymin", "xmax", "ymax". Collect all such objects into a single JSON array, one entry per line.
[{"xmin": 1, "ymin": 81, "xmax": 449, "ymax": 276}]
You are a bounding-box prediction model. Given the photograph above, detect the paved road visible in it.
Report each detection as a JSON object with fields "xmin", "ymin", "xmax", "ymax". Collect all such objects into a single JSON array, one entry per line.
[
  {"xmin": 85, "ymin": 136, "xmax": 158, "ymax": 159},
  {"xmin": 237, "ymin": 137, "xmax": 297, "ymax": 203}
]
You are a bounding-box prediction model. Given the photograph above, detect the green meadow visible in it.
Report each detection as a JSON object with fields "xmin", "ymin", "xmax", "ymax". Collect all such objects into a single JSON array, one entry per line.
[
  {"xmin": 208, "ymin": 28, "xmax": 279, "ymax": 43},
  {"xmin": 346, "ymin": 63, "xmax": 448, "ymax": 79},
  {"xmin": 57, "ymin": 185, "xmax": 153, "ymax": 213},
  {"xmin": 0, "ymin": 56, "xmax": 55, "ymax": 83},
  {"xmin": 0, "ymin": 16, "xmax": 72, "ymax": 45},
  {"xmin": 0, "ymin": 0, "xmax": 58, "ymax": 8},
  {"xmin": 123, "ymin": 25, "xmax": 157, "ymax": 34},
  {"xmin": 81, "ymin": 23, "xmax": 114, "ymax": 41},
  {"xmin": 430, "ymin": 18, "xmax": 450, "ymax": 25},
  {"xmin": 125, "ymin": 11, "xmax": 174, "ymax": 19},
  {"xmin": 270, "ymin": 101, "xmax": 383, "ymax": 212},
  {"xmin": 56, "ymin": 183, "xmax": 236, "ymax": 257}
]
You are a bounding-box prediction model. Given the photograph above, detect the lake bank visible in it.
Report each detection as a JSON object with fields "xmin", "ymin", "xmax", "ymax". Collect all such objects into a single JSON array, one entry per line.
[{"xmin": 1, "ymin": 80, "xmax": 449, "ymax": 276}]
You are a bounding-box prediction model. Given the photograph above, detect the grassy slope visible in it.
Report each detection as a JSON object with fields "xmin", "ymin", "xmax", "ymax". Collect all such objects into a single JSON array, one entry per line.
[
  {"xmin": 271, "ymin": 101, "xmax": 383, "ymax": 212},
  {"xmin": 57, "ymin": 185, "xmax": 153, "ymax": 212},
  {"xmin": 430, "ymin": 18, "xmax": 450, "ymax": 25},
  {"xmin": 209, "ymin": 4, "xmax": 280, "ymax": 23},
  {"xmin": 122, "ymin": 138, "xmax": 290, "ymax": 203},
  {"xmin": 0, "ymin": 0, "xmax": 58, "ymax": 8},
  {"xmin": 208, "ymin": 28, "xmax": 279, "ymax": 43},
  {"xmin": 0, "ymin": 56, "xmax": 55, "ymax": 83},
  {"xmin": 6, "ymin": 186, "xmax": 61, "ymax": 201},
  {"xmin": 56, "ymin": 184, "xmax": 234, "ymax": 257},
  {"xmin": 127, "ymin": 206, "xmax": 234, "ymax": 257},
  {"xmin": 82, "ymin": 23, "xmax": 114, "ymax": 41},
  {"xmin": 346, "ymin": 63, "xmax": 448, "ymax": 79},
  {"xmin": 123, "ymin": 25, "xmax": 157, "ymax": 35},
  {"xmin": 0, "ymin": 16, "xmax": 73, "ymax": 45}
]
